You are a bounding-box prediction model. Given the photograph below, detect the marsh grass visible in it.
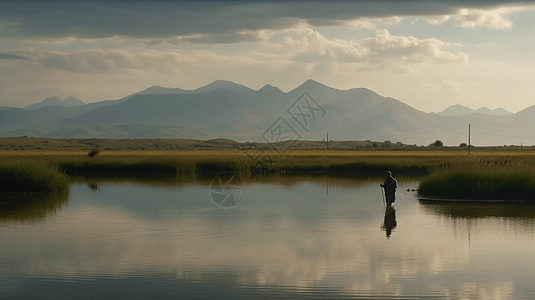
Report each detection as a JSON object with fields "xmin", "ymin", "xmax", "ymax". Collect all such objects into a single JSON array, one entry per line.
[
  {"xmin": 0, "ymin": 160, "xmax": 69, "ymax": 193},
  {"xmin": 419, "ymin": 157, "xmax": 535, "ymax": 201},
  {"xmin": 4, "ymin": 150, "xmax": 535, "ymax": 200},
  {"xmin": 275, "ymin": 156, "xmax": 437, "ymax": 175}
]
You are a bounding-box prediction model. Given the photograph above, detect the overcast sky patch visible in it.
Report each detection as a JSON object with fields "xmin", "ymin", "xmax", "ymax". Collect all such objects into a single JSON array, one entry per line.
[
  {"xmin": 0, "ymin": 52, "xmax": 28, "ymax": 60},
  {"xmin": 0, "ymin": 1, "xmax": 532, "ymax": 42}
]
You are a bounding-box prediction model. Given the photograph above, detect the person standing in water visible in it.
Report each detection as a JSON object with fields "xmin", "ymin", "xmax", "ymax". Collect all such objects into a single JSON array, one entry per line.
[{"xmin": 380, "ymin": 171, "xmax": 397, "ymax": 206}]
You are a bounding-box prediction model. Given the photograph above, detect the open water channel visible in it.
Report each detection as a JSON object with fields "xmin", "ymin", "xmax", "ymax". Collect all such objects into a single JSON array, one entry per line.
[{"xmin": 1, "ymin": 176, "xmax": 535, "ymax": 299}]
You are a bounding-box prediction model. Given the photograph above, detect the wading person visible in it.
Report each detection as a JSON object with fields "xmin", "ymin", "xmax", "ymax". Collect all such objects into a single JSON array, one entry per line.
[{"xmin": 380, "ymin": 171, "xmax": 397, "ymax": 206}]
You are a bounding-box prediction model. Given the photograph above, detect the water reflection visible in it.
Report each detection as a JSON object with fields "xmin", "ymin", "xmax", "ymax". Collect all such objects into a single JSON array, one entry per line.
[
  {"xmin": 381, "ymin": 207, "xmax": 397, "ymax": 239},
  {"xmin": 72, "ymin": 174, "xmax": 391, "ymax": 191},
  {"xmin": 420, "ymin": 200, "xmax": 535, "ymax": 220},
  {"xmin": 87, "ymin": 181, "xmax": 100, "ymax": 192},
  {"xmin": 0, "ymin": 177, "xmax": 533, "ymax": 299},
  {"xmin": 0, "ymin": 192, "xmax": 69, "ymax": 225}
]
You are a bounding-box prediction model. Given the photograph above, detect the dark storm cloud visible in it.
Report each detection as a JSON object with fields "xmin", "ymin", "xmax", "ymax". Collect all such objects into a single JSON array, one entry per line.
[
  {"xmin": 0, "ymin": 1, "xmax": 532, "ymax": 42},
  {"xmin": 0, "ymin": 52, "xmax": 28, "ymax": 60}
]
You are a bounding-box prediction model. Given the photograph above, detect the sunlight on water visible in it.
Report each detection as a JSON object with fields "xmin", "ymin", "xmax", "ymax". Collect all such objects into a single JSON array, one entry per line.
[{"xmin": 1, "ymin": 176, "xmax": 535, "ymax": 299}]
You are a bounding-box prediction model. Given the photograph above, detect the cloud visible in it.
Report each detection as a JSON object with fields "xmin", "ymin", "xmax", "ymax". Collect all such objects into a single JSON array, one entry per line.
[
  {"xmin": 11, "ymin": 27, "xmax": 468, "ymax": 75},
  {"xmin": 423, "ymin": 5, "xmax": 526, "ymax": 28},
  {"xmin": 442, "ymin": 79, "xmax": 464, "ymax": 93},
  {"xmin": 17, "ymin": 48, "xmax": 194, "ymax": 74},
  {"xmin": 0, "ymin": 1, "xmax": 532, "ymax": 43},
  {"xmin": 264, "ymin": 28, "xmax": 468, "ymax": 72},
  {"xmin": 142, "ymin": 30, "xmax": 276, "ymax": 46},
  {"xmin": 0, "ymin": 52, "xmax": 28, "ymax": 60},
  {"xmin": 14, "ymin": 48, "xmax": 264, "ymax": 75},
  {"xmin": 423, "ymin": 79, "xmax": 465, "ymax": 94},
  {"xmin": 454, "ymin": 8, "xmax": 514, "ymax": 29},
  {"xmin": 424, "ymin": 15, "xmax": 451, "ymax": 25}
]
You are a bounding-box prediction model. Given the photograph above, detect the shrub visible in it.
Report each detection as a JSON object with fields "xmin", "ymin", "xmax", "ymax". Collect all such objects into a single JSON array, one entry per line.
[
  {"xmin": 430, "ymin": 140, "xmax": 444, "ymax": 147},
  {"xmin": 382, "ymin": 140, "xmax": 392, "ymax": 147},
  {"xmin": 88, "ymin": 149, "xmax": 100, "ymax": 158}
]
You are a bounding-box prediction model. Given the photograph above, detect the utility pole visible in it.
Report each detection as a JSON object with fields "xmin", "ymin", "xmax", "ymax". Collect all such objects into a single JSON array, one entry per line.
[
  {"xmin": 468, "ymin": 124, "xmax": 471, "ymax": 155},
  {"xmin": 326, "ymin": 132, "xmax": 329, "ymax": 150}
]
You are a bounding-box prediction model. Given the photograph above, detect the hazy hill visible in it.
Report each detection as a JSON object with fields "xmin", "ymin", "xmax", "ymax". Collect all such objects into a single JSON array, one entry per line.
[
  {"xmin": 0, "ymin": 106, "xmax": 14, "ymax": 112},
  {"xmin": 436, "ymin": 104, "xmax": 512, "ymax": 116},
  {"xmin": 24, "ymin": 96, "xmax": 64, "ymax": 110},
  {"xmin": 24, "ymin": 96, "xmax": 85, "ymax": 110},
  {"xmin": 0, "ymin": 104, "xmax": 109, "ymax": 131},
  {"xmin": 475, "ymin": 107, "xmax": 511, "ymax": 116},
  {"xmin": 63, "ymin": 96, "xmax": 85, "ymax": 107},
  {"xmin": 117, "ymin": 86, "xmax": 189, "ymax": 102},
  {"xmin": 117, "ymin": 80, "xmax": 256, "ymax": 102},
  {"xmin": 46, "ymin": 124, "xmax": 217, "ymax": 139},
  {"xmin": 1, "ymin": 79, "xmax": 534, "ymax": 145},
  {"xmin": 59, "ymin": 88, "xmax": 259, "ymax": 128},
  {"xmin": 511, "ymin": 104, "xmax": 535, "ymax": 121}
]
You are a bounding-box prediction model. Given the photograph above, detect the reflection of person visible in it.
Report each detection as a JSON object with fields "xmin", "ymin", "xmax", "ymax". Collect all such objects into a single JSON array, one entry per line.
[
  {"xmin": 380, "ymin": 171, "xmax": 397, "ymax": 206},
  {"xmin": 382, "ymin": 207, "xmax": 397, "ymax": 239}
]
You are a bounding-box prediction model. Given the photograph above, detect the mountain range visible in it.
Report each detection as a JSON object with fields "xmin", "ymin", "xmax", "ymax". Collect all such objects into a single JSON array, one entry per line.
[
  {"xmin": 1, "ymin": 80, "xmax": 535, "ymax": 146},
  {"xmin": 24, "ymin": 96, "xmax": 85, "ymax": 110},
  {"xmin": 434, "ymin": 104, "xmax": 512, "ymax": 116}
]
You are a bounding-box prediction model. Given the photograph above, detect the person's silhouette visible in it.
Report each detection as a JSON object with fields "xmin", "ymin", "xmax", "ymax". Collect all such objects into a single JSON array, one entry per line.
[
  {"xmin": 381, "ymin": 207, "xmax": 397, "ymax": 239},
  {"xmin": 380, "ymin": 171, "xmax": 397, "ymax": 206}
]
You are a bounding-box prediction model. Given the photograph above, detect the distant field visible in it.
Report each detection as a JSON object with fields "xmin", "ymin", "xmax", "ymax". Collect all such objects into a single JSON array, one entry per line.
[
  {"xmin": 2, "ymin": 149, "xmax": 535, "ymax": 158},
  {"xmin": 2, "ymin": 136, "xmax": 535, "ymax": 152},
  {"xmin": 3, "ymin": 148, "xmax": 535, "ymax": 176},
  {"xmin": 3, "ymin": 137, "xmax": 535, "ymax": 199}
]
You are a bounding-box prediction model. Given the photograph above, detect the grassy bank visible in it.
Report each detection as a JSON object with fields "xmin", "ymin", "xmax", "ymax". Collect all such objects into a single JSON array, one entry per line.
[
  {"xmin": 1, "ymin": 150, "xmax": 452, "ymax": 177},
  {"xmin": 0, "ymin": 160, "xmax": 69, "ymax": 193},
  {"xmin": 3, "ymin": 150, "xmax": 535, "ymax": 201},
  {"xmin": 418, "ymin": 158, "xmax": 535, "ymax": 201}
]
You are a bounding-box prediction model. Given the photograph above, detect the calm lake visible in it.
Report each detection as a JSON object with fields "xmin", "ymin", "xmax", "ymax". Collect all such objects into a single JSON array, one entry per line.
[{"xmin": 1, "ymin": 176, "xmax": 535, "ymax": 299}]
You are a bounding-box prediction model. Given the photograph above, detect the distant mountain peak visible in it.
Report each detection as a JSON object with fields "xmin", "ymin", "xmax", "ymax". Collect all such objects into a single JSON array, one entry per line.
[
  {"xmin": 24, "ymin": 96, "xmax": 65, "ymax": 110},
  {"xmin": 437, "ymin": 104, "xmax": 512, "ymax": 116},
  {"xmin": 24, "ymin": 95, "xmax": 85, "ymax": 110},
  {"xmin": 304, "ymin": 79, "xmax": 319, "ymax": 83},
  {"xmin": 300, "ymin": 79, "xmax": 328, "ymax": 88},
  {"xmin": 194, "ymin": 80, "xmax": 254, "ymax": 93},
  {"xmin": 142, "ymin": 85, "xmax": 185, "ymax": 93},
  {"xmin": 63, "ymin": 96, "xmax": 85, "ymax": 107},
  {"xmin": 43, "ymin": 96, "xmax": 62, "ymax": 103},
  {"xmin": 204, "ymin": 80, "xmax": 247, "ymax": 88},
  {"xmin": 258, "ymin": 84, "xmax": 283, "ymax": 93},
  {"xmin": 143, "ymin": 85, "xmax": 165, "ymax": 91}
]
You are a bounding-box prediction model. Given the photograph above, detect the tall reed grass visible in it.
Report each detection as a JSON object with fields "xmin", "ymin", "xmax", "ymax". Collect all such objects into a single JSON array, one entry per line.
[
  {"xmin": 418, "ymin": 157, "xmax": 535, "ymax": 201},
  {"xmin": 0, "ymin": 160, "xmax": 70, "ymax": 193},
  {"xmin": 4, "ymin": 150, "xmax": 535, "ymax": 201}
]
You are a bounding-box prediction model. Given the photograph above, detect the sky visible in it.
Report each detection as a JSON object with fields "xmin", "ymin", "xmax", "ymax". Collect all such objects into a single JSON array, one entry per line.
[{"xmin": 0, "ymin": 0, "xmax": 534, "ymax": 113}]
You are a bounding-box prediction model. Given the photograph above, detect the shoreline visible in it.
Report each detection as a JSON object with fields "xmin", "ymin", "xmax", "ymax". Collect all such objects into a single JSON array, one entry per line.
[{"xmin": 1, "ymin": 149, "xmax": 535, "ymax": 202}]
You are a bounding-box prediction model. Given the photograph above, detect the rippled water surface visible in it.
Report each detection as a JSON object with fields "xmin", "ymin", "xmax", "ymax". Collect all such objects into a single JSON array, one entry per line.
[{"xmin": 1, "ymin": 176, "xmax": 535, "ymax": 299}]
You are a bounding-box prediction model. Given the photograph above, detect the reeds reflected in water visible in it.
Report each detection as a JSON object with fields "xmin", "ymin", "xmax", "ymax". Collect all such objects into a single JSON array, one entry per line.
[{"xmin": 0, "ymin": 191, "xmax": 69, "ymax": 225}]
